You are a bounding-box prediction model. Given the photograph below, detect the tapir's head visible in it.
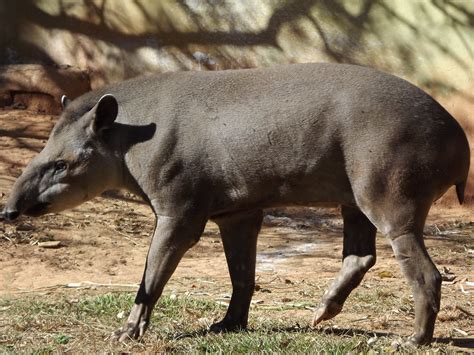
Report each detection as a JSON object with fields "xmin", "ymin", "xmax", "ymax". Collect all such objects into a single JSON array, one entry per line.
[{"xmin": 3, "ymin": 94, "xmax": 121, "ymax": 221}]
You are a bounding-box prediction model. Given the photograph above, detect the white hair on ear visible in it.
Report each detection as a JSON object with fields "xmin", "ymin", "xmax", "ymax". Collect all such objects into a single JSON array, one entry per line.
[
  {"xmin": 61, "ymin": 95, "xmax": 70, "ymax": 109},
  {"xmin": 99, "ymin": 94, "xmax": 115, "ymax": 101}
]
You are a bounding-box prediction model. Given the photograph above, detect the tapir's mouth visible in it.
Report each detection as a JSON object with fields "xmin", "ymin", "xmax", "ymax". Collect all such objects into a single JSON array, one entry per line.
[{"xmin": 24, "ymin": 202, "xmax": 50, "ymax": 216}]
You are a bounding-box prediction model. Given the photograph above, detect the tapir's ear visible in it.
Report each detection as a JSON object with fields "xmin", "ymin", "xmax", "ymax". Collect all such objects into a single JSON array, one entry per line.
[
  {"xmin": 91, "ymin": 94, "xmax": 118, "ymax": 133},
  {"xmin": 60, "ymin": 95, "xmax": 71, "ymax": 109}
]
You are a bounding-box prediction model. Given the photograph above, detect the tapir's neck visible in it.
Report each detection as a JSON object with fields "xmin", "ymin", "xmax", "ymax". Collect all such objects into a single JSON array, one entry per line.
[{"xmin": 106, "ymin": 123, "xmax": 152, "ymax": 200}]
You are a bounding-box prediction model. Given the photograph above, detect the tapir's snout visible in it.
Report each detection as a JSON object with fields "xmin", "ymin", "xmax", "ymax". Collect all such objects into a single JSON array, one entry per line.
[
  {"xmin": 3, "ymin": 184, "xmax": 26, "ymax": 221},
  {"xmin": 2, "ymin": 208, "xmax": 20, "ymax": 221},
  {"xmin": 4, "ymin": 180, "xmax": 52, "ymax": 220},
  {"xmin": 3, "ymin": 165, "xmax": 43, "ymax": 221}
]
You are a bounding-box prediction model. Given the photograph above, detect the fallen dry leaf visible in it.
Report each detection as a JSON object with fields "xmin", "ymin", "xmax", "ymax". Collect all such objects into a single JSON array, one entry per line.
[{"xmin": 377, "ymin": 271, "xmax": 394, "ymax": 278}]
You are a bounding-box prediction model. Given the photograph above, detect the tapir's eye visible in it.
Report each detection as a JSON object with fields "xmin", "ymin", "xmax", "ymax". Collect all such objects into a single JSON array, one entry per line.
[{"xmin": 54, "ymin": 160, "xmax": 68, "ymax": 173}]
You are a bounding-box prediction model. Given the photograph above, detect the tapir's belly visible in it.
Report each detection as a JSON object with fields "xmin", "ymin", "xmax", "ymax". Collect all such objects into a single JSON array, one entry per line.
[
  {"xmin": 213, "ymin": 167, "xmax": 355, "ymax": 215},
  {"xmin": 253, "ymin": 168, "xmax": 355, "ymax": 207}
]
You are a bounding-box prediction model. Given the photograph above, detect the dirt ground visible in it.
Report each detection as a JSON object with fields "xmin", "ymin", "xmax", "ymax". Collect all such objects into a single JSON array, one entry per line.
[{"xmin": 0, "ymin": 110, "xmax": 473, "ymax": 350}]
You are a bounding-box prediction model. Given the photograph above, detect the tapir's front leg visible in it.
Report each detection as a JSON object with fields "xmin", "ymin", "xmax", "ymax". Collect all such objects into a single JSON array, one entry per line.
[
  {"xmin": 112, "ymin": 214, "xmax": 206, "ymax": 341},
  {"xmin": 210, "ymin": 210, "xmax": 263, "ymax": 332}
]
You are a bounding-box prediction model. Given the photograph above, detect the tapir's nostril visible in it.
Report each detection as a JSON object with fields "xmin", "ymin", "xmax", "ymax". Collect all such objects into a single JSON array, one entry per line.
[{"xmin": 4, "ymin": 210, "xmax": 20, "ymax": 221}]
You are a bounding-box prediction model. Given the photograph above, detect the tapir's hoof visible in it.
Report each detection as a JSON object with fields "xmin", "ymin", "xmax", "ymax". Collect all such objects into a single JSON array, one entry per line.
[
  {"xmin": 404, "ymin": 333, "xmax": 432, "ymax": 347},
  {"xmin": 209, "ymin": 320, "xmax": 246, "ymax": 333},
  {"xmin": 110, "ymin": 320, "xmax": 148, "ymax": 342},
  {"xmin": 312, "ymin": 302, "xmax": 343, "ymax": 326}
]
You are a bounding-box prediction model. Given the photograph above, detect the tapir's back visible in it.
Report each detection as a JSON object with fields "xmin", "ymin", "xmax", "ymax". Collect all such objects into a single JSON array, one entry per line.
[
  {"xmin": 116, "ymin": 63, "xmax": 465, "ymax": 208},
  {"xmin": 66, "ymin": 63, "xmax": 469, "ymax": 208}
]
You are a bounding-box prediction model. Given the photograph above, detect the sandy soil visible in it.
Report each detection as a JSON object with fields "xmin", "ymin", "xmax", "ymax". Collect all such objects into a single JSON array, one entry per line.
[{"xmin": 0, "ymin": 110, "xmax": 473, "ymax": 347}]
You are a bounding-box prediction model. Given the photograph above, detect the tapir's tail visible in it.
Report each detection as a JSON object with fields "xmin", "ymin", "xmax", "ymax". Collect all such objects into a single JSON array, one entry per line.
[{"xmin": 456, "ymin": 181, "xmax": 466, "ymax": 205}]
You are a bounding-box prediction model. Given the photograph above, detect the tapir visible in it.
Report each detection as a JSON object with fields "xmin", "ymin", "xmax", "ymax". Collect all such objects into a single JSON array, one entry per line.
[{"xmin": 3, "ymin": 63, "xmax": 470, "ymax": 345}]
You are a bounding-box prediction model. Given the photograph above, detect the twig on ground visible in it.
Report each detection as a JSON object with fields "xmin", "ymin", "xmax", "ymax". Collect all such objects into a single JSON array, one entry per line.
[
  {"xmin": 196, "ymin": 279, "xmax": 216, "ymax": 284},
  {"xmin": 9, "ymin": 281, "xmax": 139, "ymax": 293},
  {"xmin": 453, "ymin": 328, "xmax": 468, "ymax": 337},
  {"xmin": 66, "ymin": 281, "xmax": 139, "ymax": 289},
  {"xmin": 114, "ymin": 229, "xmax": 143, "ymax": 246},
  {"xmin": 455, "ymin": 305, "xmax": 473, "ymax": 318},
  {"xmin": 2, "ymin": 235, "xmax": 14, "ymax": 243},
  {"xmin": 460, "ymin": 282, "xmax": 472, "ymax": 294}
]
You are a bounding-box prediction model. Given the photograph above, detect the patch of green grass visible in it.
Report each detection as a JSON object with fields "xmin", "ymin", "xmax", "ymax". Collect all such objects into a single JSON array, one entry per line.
[
  {"xmin": 76, "ymin": 292, "xmax": 134, "ymax": 319},
  {"xmin": 0, "ymin": 292, "xmax": 453, "ymax": 353},
  {"xmin": 349, "ymin": 287, "xmax": 400, "ymax": 315}
]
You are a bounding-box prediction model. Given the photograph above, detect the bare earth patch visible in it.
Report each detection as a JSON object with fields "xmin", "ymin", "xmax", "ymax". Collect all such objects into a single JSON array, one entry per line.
[{"xmin": 0, "ymin": 110, "xmax": 473, "ymax": 352}]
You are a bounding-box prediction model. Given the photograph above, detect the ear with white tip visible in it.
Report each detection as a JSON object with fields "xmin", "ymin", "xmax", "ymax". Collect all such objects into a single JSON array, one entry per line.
[
  {"xmin": 91, "ymin": 94, "xmax": 118, "ymax": 133},
  {"xmin": 61, "ymin": 95, "xmax": 71, "ymax": 109}
]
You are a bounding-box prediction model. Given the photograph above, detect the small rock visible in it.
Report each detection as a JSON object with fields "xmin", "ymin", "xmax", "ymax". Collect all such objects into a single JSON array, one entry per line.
[
  {"xmin": 441, "ymin": 267, "xmax": 456, "ymax": 281},
  {"xmin": 391, "ymin": 340, "xmax": 401, "ymax": 350},
  {"xmin": 441, "ymin": 274, "xmax": 456, "ymax": 282}
]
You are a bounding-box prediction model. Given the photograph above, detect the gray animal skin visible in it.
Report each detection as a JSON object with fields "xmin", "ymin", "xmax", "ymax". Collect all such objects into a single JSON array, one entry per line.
[{"xmin": 3, "ymin": 63, "xmax": 470, "ymax": 346}]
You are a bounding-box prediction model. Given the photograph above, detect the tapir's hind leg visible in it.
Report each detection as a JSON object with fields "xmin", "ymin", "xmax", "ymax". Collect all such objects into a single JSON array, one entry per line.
[
  {"xmin": 313, "ymin": 205, "xmax": 376, "ymax": 325},
  {"xmin": 388, "ymin": 230, "xmax": 441, "ymax": 345},
  {"xmin": 210, "ymin": 210, "xmax": 263, "ymax": 332},
  {"xmin": 358, "ymin": 198, "xmax": 441, "ymax": 346}
]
